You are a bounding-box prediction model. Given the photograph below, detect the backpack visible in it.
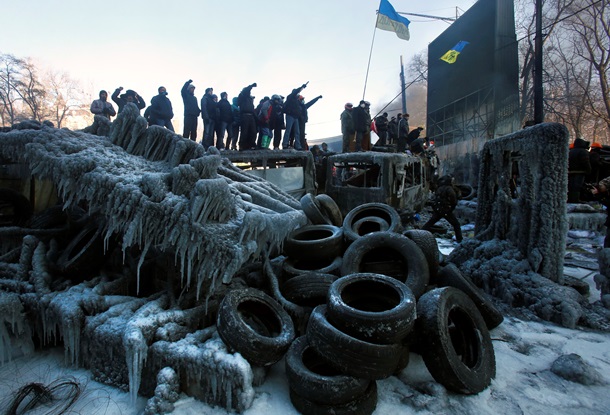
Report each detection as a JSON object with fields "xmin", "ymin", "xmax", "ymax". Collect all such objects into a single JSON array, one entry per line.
[{"xmin": 257, "ymin": 101, "xmax": 272, "ymax": 123}]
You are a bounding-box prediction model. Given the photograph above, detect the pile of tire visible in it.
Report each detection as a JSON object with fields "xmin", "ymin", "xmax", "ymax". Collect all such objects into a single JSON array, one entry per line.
[{"xmin": 216, "ymin": 196, "xmax": 504, "ymax": 414}]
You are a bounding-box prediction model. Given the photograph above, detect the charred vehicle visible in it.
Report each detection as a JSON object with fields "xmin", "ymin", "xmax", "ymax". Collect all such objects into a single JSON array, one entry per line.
[
  {"xmin": 223, "ymin": 149, "xmax": 316, "ymax": 199},
  {"xmin": 323, "ymin": 151, "xmax": 432, "ymax": 217}
]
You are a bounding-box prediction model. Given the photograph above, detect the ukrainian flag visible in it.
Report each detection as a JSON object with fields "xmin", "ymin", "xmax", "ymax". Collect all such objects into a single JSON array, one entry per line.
[
  {"xmin": 376, "ymin": 0, "xmax": 411, "ymax": 41},
  {"xmin": 440, "ymin": 41, "xmax": 469, "ymax": 64}
]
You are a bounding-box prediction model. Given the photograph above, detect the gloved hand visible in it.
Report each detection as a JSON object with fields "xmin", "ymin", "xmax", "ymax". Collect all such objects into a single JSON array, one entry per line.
[{"xmin": 251, "ymin": 83, "xmax": 257, "ymax": 88}]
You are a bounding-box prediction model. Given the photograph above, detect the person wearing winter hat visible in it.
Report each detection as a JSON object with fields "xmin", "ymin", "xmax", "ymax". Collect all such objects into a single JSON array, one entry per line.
[
  {"xmin": 181, "ymin": 79, "xmax": 200, "ymax": 140},
  {"xmin": 111, "ymin": 87, "xmax": 146, "ymax": 114},
  {"xmin": 90, "ymin": 90, "xmax": 116, "ymax": 120},
  {"xmin": 341, "ymin": 102, "xmax": 355, "ymax": 152}
]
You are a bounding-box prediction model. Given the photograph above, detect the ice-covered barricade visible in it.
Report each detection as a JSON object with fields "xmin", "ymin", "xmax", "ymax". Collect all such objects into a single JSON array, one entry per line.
[
  {"xmin": 0, "ymin": 105, "xmax": 308, "ymax": 411},
  {"xmin": 449, "ymin": 122, "xmax": 610, "ymax": 330}
]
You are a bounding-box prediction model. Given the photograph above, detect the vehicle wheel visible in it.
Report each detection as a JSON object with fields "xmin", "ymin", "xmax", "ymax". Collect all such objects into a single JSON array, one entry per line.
[
  {"xmin": 283, "ymin": 224, "xmax": 343, "ymax": 262},
  {"xmin": 306, "ymin": 305, "xmax": 403, "ymax": 380},
  {"xmin": 289, "ymin": 381, "xmax": 377, "ymax": 415},
  {"xmin": 0, "ymin": 188, "xmax": 33, "ymax": 227},
  {"xmin": 283, "ymin": 256, "xmax": 342, "ymax": 278},
  {"xmin": 281, "ymin": 272, "xmax": 339, "ymax": 308},
  {"xmin": 300, "ymin": 193, "xmax": 330, "ymax": 225},
  {"xmin": 326, "ymin": 273, "xmax": 416, "ymax": 344},
  {"xmin": 343, "ymin": 203, "xmax": 401, "ymax": 243},
  {"xmin": 285, "ymin": 336, "xmax": 370, "ymax": 405},
  {"xmin": 436, "ymin": 263, "xmax": 504, "ymax": 330},
  {"xmin": 55, "ymin": 216, "xmax": 113, "ymax": 279},
  {"xmin": 315, "ymin": 194, "xmax": 343, "ymax": 227},
  {"xmin": 217, "ymin": 287, "xmax": 296, "ymax": 366},
  {"xmin": 403, "ymin": 229, "xmax": 440, "ymax": 283},
  {"xmin": 416, "ymin": 287, "xmax": 496, "ymax": 394},
  {"xmin": 340, "ymin": 232, "xmax": 429, "ymax": 299}
]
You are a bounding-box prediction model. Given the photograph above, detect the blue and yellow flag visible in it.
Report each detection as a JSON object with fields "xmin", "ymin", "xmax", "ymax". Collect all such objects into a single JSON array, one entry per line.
[
  {"xmin": 376, "ymin": 0, "xmax": 411, "ymax": 41},
  {"xmin": 440, "ymin": 41, "xmax": 469, "ymax": 64}
]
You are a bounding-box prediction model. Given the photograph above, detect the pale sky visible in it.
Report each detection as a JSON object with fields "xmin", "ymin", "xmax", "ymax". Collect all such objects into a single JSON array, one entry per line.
[{"xmin": 3, "ymin": 0, "xmax": 477, "ymax": 139}]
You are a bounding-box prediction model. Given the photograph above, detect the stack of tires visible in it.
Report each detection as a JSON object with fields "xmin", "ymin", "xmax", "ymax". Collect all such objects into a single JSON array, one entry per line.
[{"xmin": 217, "ymin": 196, "xmax": 503, "ymax": 414}]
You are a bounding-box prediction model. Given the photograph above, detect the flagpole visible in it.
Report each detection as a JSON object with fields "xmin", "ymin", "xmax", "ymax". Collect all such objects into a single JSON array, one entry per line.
[{"xmin": 362, "ymin": 12, "xmax": 380, "ymax": 100}]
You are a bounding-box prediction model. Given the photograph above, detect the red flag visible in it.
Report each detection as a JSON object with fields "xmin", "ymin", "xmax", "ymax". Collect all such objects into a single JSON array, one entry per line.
[{"xmin": 371, "ymin": 119, "xmax": 377, "ymax": 134}]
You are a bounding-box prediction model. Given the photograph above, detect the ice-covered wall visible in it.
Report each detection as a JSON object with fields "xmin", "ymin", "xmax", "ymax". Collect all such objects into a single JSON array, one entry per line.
[
  {"xmin": 475, "ymin": 122, "xmax": 569, "ymax": 282},
  {"xmin": 0, "ymin": 104, "xmax": 307, "ymax": 300}
]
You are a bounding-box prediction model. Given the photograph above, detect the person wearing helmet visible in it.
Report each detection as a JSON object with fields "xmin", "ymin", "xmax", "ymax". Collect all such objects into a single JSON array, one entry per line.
[{"xmin": 341, "ymin": 102, "xmax": 355, "ymax": 152}]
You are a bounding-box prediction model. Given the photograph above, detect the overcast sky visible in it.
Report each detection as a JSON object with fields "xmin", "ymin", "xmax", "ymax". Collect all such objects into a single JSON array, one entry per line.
[{"xmin": 3, "ymin": 0, "xmax": 477, "ymax": 139}]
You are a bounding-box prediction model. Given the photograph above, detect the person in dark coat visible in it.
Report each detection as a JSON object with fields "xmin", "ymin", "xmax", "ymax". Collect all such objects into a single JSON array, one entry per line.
[
  {"xmin": 201, "ymin": 87, "xmax": 215, "ymax": 148},
  {"xmin": 181, "ymin": 80, "xmax": 200, "ymax": 141},
  {"xmin": 298, "ymin": 94, "xmax": 322, "ymax": 150},
  {"xmin": 238, "ymin": 83, "xmax": 258, "ymax": 150},
  {"xmin": 229, "ymin": 97, "xmax": 240, "ymax": 150},
  {"xmin": 396, "ymin": 113, "xmax": 410, "ymax": 152},
  {"xmin": 422, "ymin": 175, "xmax": 463, "ymax": 243},
  {"xmin": 568, "ymin": 138, "xmax": 592, "ymax": 203},
  {"xmin": 374, "ymin": 112, "xmax": 389, "ymax": 145},
  {"xmin": 282, "ymin": 82, "xmax": 307, "ymax": 150},
  {"xmin": 407, "ymin": 126, "xmax": 424, "ymax": 146},
  {"xmin": 270, "ymin": 94, "xmax": 285, "ymax": 150},
  {"xmin": 387, "ymin": 116, "xmax": 397, "ymax": 145},
  {"xmin": 216, "ymin": 92, "xmax": 233, "ymax": 150},
  {"xmin": 111, "ymin": 87, "xmax": 146, "ymax": 114},
  {"xmin": 352, "ymin": 100, "xmax": 370, "ymax": 152},
  {"xmin": 149, "ymin": 86, "xmax": 174, "ymax": 131}
]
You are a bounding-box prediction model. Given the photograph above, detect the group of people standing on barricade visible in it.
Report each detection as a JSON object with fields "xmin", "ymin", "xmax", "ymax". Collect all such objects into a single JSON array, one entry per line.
[
  {"xmin": 90, "ymin": 80, "xmax": 323, "ymax": 152},
  {"xmin": 340, "ymin": 102, "xmax": 428, "ymax": 155}
]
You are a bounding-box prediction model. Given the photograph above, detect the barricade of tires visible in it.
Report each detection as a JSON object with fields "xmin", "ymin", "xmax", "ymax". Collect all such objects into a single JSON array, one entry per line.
[{"xmin": 217, "ymin": 198, "xmax": 503, "ymax": 414}]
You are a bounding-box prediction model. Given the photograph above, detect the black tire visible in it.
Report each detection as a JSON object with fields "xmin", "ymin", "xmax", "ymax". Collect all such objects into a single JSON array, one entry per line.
[
  {"xmin": 285, "ymin": 336, "xmax": 370, "ymax": 405},
  {"xmin": 403, "ymin": 229, "xmax": 440, "ymax": 283},
  {"xmin": 283, "ymin": 224, "xmax": 343, "ymax": 262},
  {"xmin": 281, "ymin": 273, "xmax": 339, "ymax": 308},
  {"xmin": 315, "ymin": 194, "xmax": 343, "ymax": 227},
  {"xmin": 326, "ymin": 273, "xmax": 416, "ymax": 344},
  {"xmin": 340, "ymin": 232, "xmax": 430, "ymax": 299},
  {"xmin": 0, "ymin": 188, "xmax": 33, "ymax": 227},
  {"xmin": 55, "ymin": 217, "xmax": 112, "ymax": 278},
  {"xmin": 343, "ymin": 203, "xmax": 402, "ymax": 243},
  {"xmin": 283, "ymin": 256, "xmax": 342, "ymax": 278},
  {"xmin": 289, "ymin": 381, "xmax": 377, "ymax": 415},
  {"xmin": 436, "ymin": 263, "xmax": 504, "ymax": 330},
  {"xmin": 416, "ymin": 287, "xmax": 496, "ymax": 394},
  {"xmin": 306, "ymin": 305, "xmax": 403, "ymax": 380},
  {"xmin": 352, "ymin": 216, "xmax": 390, "ymax": 237},
  {"xmin": 301, "ymin": 193, "xmax": 330, "ymax": 225},
  {"xmin": 217, "ymin": 287, "xmax": 296, "ymax": 366}
]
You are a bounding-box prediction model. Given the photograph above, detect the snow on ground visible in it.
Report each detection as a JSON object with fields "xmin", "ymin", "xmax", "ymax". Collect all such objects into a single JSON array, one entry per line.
[
  {"xmin": 0, "ymin": 310, "xmax": 608, "ymax": 415},
  {"xmin": 1, "ymin": 229, "xmax": 609, "ymax": 415}
]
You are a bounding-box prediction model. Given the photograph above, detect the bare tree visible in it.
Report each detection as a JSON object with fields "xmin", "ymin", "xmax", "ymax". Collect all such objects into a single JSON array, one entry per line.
[
  {"xmin": 45, "ymin": 70, "xmax": 88, "ymax": 128},
  {"xmin": 0, "ymin": 53, "xmax": 25, "ymax": 126},
  {"xmin": 564, "ymin": 0, "xmax": 610, "ymax": 137}
]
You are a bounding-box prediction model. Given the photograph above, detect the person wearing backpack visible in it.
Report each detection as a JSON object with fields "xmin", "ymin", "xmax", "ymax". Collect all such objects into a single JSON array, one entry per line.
[{"xmin": 256, "ymin": 97, "xmax": 273, "ymax": 149}]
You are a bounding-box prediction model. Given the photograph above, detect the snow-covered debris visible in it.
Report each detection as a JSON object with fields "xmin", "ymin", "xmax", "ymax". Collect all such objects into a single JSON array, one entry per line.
[
  {"xmin": 475, "ymin": 122, "xmax": 568, "ymax": 283},
  {"xmin": 0, "ymin": 103, "xmax": 306, "ymax": 300},
  {"xmin": 550, "ymin": 353, "xmax": 605, "ymax": 386},
  {"xmin": 144, "ymin": 367, "xmax": 180, "ymax": 415}
]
